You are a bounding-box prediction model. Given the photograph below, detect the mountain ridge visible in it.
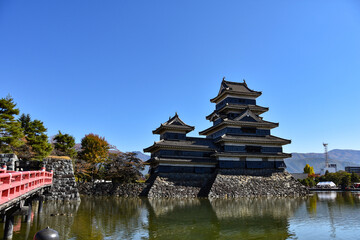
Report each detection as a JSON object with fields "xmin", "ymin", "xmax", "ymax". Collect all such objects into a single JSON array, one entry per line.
[{"xmin": 285, "ymin": 149, "xmax": 360, "ymax": 173}]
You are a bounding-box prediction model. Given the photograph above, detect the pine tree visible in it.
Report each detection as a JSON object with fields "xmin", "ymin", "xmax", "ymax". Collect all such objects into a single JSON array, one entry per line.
[
  {"xmin": 0, "ymin": 95, "xmax": 24, "ymax": 153},
  {"xmin": 53, "ymin": 131, "xmax": 77, "ymax": 158},
  {"xmin": 19, "ymin": 113, "xmax": 31, "ymax": 132},
  {"xmin": 19, "ymin": 114, "xmax": 52, "ymax": 160}
]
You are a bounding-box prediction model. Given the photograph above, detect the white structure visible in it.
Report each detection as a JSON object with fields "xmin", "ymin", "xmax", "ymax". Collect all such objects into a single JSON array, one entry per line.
[{"xmin": 316, "ymin": 181, "xmax": 336, "ymax": 188}]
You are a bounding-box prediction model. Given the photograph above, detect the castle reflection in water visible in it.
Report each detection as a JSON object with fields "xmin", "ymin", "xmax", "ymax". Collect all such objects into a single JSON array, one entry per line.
[{"xmin": 2, "ymin": 192, "xmax": 360, "ymax": 240}]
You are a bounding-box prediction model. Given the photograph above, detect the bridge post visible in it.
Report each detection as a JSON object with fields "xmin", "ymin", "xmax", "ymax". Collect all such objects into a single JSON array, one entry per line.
[
  {"xmin": 3, "ymin": 214, "xmax": 14, "ymax": 240},
  {"xmin": 38, "ymin": 196, "xmax": 44, "ymax": 214},
  {"xmin": 24, "ymin": 200, "xmax": 32, "ymax": 223}
]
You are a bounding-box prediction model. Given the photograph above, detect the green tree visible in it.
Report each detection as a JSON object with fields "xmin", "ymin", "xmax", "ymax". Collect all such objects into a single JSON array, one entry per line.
[
  {"xmin": 105, "ymin": 152, "xmax": 144, "ymax": 185},
  {"xmin": 340, "ymin": 174, "xmax": 351, "ymax": 189},
  {"xmin": 53, "ymin": 131, "xmax": 77, "ymax": 158},
  {"xmin": 0, "ymin": 95, "xmax": 24, "ymax": 153},
  {"xmin": 351, "ymin": 173, "xmax": 360, "ymax": 183},
  {"xmin": 19, "ymin": 113, "xmax": 31, "ymax": 132},
  {"xmin": 19, "ymin": 114, "xmax": 52, "ymax": 160}
]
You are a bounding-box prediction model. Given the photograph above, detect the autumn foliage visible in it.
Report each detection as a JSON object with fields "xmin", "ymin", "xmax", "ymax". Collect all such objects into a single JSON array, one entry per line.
[
  {"xmin": 78, "ymin": 133, "xmax": 110, "ymax": 164},
  {"xmin": 303, "ymin": 164, "xmax": 315, "ymax": 176}
]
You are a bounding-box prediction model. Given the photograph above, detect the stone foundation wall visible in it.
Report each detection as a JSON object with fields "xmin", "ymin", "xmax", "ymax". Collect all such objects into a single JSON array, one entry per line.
[
  {"xmin": 208, "ymin": 169, "xmax": 309, "ymax": 198},
  {"xmin": 148, "ymin": 173, "xmax": 213, "ymax": 198},
  {"xmin": 69, "ymin": 169, "xmax": 308, "ymax": 198},
  {"xmin": 44, "ymin": 157, "xmax": 80, "ymax": 201}
]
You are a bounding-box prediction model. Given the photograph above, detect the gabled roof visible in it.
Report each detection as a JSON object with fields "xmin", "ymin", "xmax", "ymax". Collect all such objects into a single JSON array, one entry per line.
[
  {"xmin": 206, "ymin": 104, "xmax": 268, "ymax": 120},
  {"xmin": 152, "ymin": 113, "xmax": 195, "ymax": 134},
  {"xmin": 200, "ymin": 108, "xmax": 279, "ymax": 135},
  {"xmin": 233, "ymin": 108, "xmax": 261, "ymax": 122},
  {"xmin": 211, "ymin": 79, "xmax": 262, "ymax": 103}
]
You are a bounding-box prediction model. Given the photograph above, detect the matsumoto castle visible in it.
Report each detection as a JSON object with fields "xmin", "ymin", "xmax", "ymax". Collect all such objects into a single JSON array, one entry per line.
[{"xmin": 144, "ymin": 79, "xmax": 291, "ymax": 174}]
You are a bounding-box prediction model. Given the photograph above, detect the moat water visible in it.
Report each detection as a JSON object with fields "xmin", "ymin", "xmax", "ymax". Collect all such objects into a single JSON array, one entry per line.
[{"xmin": 1, "ymin": 192, "xmax": 360, "ymax": 240}]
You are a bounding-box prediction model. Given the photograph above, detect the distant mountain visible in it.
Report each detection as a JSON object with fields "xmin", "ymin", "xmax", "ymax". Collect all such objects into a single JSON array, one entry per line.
[
  {"xmin": 133, "ymin": 151, "xmax": 150, "ymax": 175},
  {"xmin": 285, "ymin": 149, "xmax": 360, "ymax": 173},
  {"xmin": 133, "ymin": 151, "xmax": 150, "ymax": 161}
]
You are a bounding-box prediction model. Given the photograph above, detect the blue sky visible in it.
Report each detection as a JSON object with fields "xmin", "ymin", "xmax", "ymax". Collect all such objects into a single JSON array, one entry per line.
[{"xmin": 1, "ymin": 0, "xmax": 359, "ymax": 154}]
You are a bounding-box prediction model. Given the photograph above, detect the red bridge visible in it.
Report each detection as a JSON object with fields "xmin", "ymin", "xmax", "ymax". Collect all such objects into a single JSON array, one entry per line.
[{"xmin": 0, "ymin": 166, "xmax": 53, "ymax": 239}]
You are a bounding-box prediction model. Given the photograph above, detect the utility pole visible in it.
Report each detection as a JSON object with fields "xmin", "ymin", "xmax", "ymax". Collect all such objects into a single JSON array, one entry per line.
[{"xmin": 323, "ymin": 143, "xmax": 329, "ymax": 168}]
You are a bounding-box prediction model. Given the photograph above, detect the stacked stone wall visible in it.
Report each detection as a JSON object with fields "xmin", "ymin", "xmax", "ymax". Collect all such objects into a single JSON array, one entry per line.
[
  {"xmin": 208, "ymin": 169, "xmax": 309, "ymax": 198},
  {"xmin": 44, "ymin": 157, "xmax": 80, "ymax": 201},
  {"xmin": 148, "ymin": 173, "xmax": 213, "ymax": 198}
]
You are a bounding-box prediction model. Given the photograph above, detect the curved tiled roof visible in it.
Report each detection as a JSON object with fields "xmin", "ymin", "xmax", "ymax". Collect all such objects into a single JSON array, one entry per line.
[
  {"xmin": 153, "ymin": 113, "xmax": 195, "ymax": 134},
  {"xmin": 143, "ymin": 137, "xmax": 216, "ymax": 153},
  {"xmin": 211, "ymin": 79, "xmax": 262, "ymax": 103},
  {"xmin": 206, "ymin": 104, "xmax": 269, "ymax": 120},
  {"xmin": 215, "ymin": 134, "xmax": 291, "ymax": 145}
]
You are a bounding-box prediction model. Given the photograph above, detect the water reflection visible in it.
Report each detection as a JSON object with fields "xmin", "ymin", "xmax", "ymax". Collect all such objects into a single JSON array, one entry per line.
[
  {"xmin": 70, "ymin": 197, "xmax": 147, "ymax": 240},
  {"xmin": 1, "ymin": 193, "xmax": 360, "ymax": 239},
  {"xmin": 290, "ymin": 192, "xmax": 360, "ymax": 240},
  {"xmin": 317, "ymin": 192, "xmax": 337, "ymax": 201},
  {"xmin": 146, "ymin": 198, "xmax": 304, "ymax": 240}
]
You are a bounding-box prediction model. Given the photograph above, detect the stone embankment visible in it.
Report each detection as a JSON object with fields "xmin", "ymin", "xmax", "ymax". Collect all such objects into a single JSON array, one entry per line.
[
  {"xmin": 77, "ymin": 182, "xmax": 147, "ymax": 197},
  {"xmin": 147, "ymin": 173, "xmax": 214, "ymax": 198},
  {"xmin": 208, "ymin": 169, "xmax": 309, "ymax": 198},
  {"xmin": 76, "ymin": 170, "xmax": 308, "ymax": 198},
  {"xmin": 44, "ymin": 157, "xmax": 81, "ymax": 201}
]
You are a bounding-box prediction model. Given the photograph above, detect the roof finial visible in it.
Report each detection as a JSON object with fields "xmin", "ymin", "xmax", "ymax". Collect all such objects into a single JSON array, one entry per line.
[
  {"xmin": 222, "ymin": 76, "xmax": 226, "ymax": 81},
  {"xmin": 243, "ymin": 79, "xmax": 247, "ymax": 86},
  {"xmin": 175, "ymin": 112, "xmax": 178, "ymax": 117}
]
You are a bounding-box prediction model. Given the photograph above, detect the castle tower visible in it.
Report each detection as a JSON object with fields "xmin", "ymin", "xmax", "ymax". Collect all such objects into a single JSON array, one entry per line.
[
  {"xmin": 144, "ymin": 113, "xmax": 216, "ymax": 174},
  {"xmin": 199, "ymin": 79, "xmax": 291, "ymax": 170}
]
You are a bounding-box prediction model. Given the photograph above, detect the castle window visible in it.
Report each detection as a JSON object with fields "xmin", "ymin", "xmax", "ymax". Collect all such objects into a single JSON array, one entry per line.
[
  {"xmin": 242, "ymin": 127, "xmax": 256, "ymax": 134},
  {"xmin": 245, "ymin": 146, "xmax": 261, "ymax": 153}
]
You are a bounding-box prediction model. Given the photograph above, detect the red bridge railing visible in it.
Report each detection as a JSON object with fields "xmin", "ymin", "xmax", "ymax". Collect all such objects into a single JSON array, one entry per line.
[{"xmin": 0, "ymin": 166, "xmax": 53, "ymax": 205}]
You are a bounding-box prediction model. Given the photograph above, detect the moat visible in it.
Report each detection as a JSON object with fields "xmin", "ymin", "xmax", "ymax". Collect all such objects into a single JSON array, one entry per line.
[{"xmin": 1, "ymin": 192, "xmax": 360, "ymax": 239}]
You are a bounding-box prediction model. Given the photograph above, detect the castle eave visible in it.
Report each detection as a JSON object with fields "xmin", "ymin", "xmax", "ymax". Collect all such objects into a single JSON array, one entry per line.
[
  {"xmin": 199, "ymin": 120, "xmax": 279, "ymax": 135},
  {"xmin": 144, "ymin": 140, "xmax": 214, "ymax": 153},
  {"xmin": 216, "ymin": 135, "xmax": 291, "ymax": 145},
  {"xmin": 212, "ymin": 152, "xmax": 292, "ymax": 159},
  {"xmin": 206, "ymin": 105, "xmax": 269, "ymax": 120},
  {"xmin": 210, "ymin": 91, "xmax": 262, "ymax": 103},
  {"xmin": 151, "ymin": 157, "xmax": 217, "ymax": 165}
]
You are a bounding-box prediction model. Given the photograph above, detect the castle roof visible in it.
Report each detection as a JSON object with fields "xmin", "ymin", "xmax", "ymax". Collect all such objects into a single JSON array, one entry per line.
[
  {"xmin": 210, "ymin": 79, "xmax": 262, "ymax": 103},
  {"xmin": 143, "ymin": 137, "xmax": 215, "ymax": 153},
  {"xmin": 215, "ymin": 134, "xmax": 291, "ymax": 145},
  {"xmin": 212, "ymin": 152, "xmax": 292, "ymax": 159},
  {"xmin": 206, "ymin": 104, "xmax": 269, "ymax": 120},
  {"xmin": 146, "ymin": 157, "xmax": 217, "ymax": 165},
  {"xmin": 200, "ymin": 108, "xmax": 279, "ymax": 135},
  {"xmin": 152, "ymin": 113, "xmax": 195, "ymax": 134}
]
